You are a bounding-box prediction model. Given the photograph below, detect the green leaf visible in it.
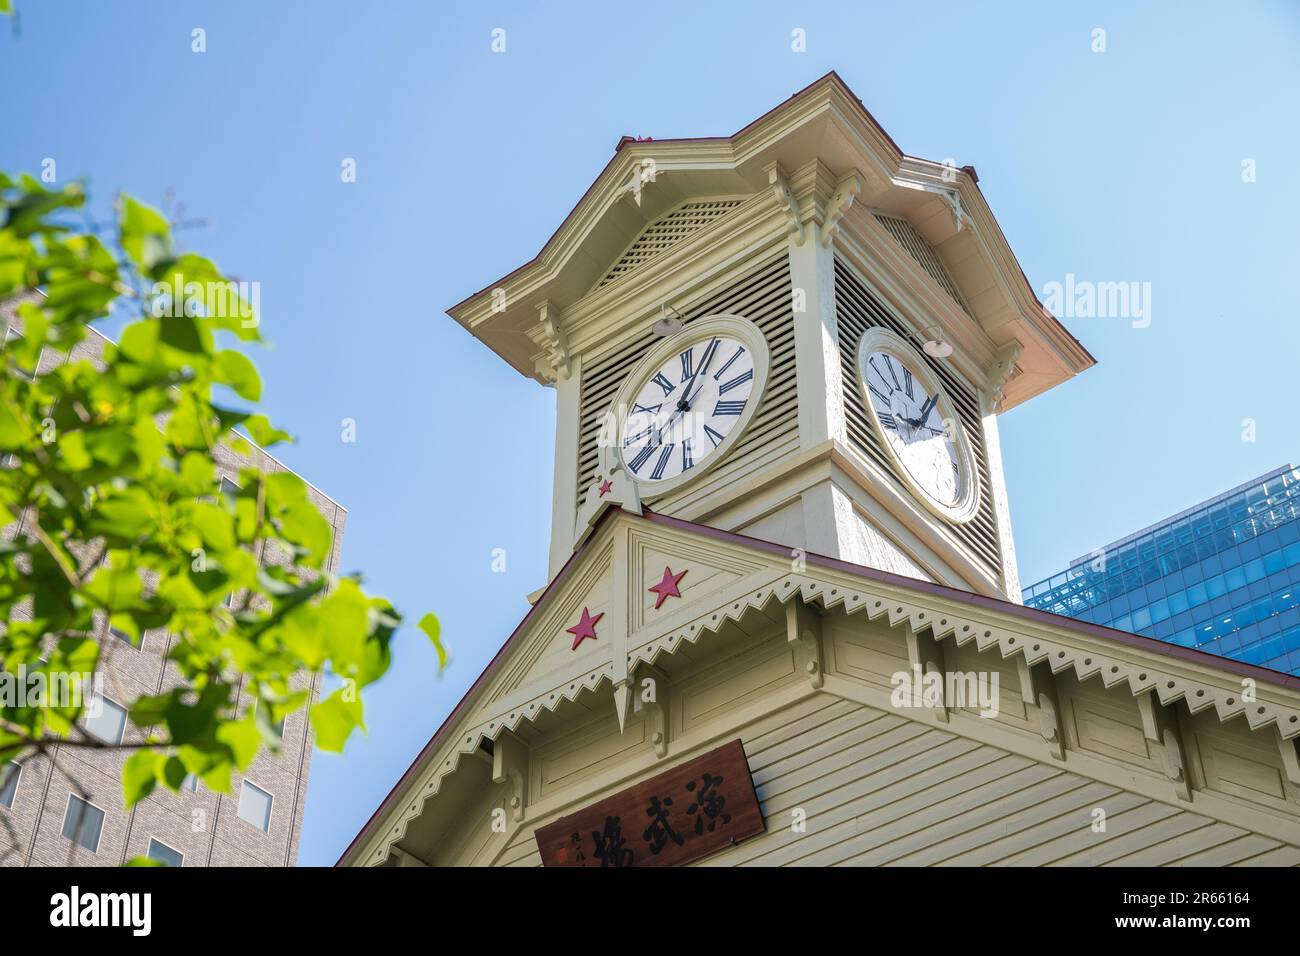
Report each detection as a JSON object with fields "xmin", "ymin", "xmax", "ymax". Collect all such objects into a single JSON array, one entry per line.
[
  {"xmin": 191, "ymin": 501, "xmax": 235, "ymax": 551},
  {"xmin": 216, "ymin": 715, "xmax": 261, "ymax": 770},
  {"xmin": 165, "ymin": 397, "xmax": 207, "ymax": 449},
  {"xmin": 0, "ymin": 397, "xmax": 26, "ymax": 449},
  {"xmin": 160, "ymin": 755, "xmax": 190, "ymax": 791},
  {"xmin": 214, "ymin": 350, "xmax": 261, "ymax": 401},
  {"xmin": 177, "ymin": 450, "xmax": 215, "ymax": 493},
  {"xmin": 123, "ymin": 750, "xmax": 164, "ymax": 808},
  {"xmin": 108, "ymin": 612, "xmax": 140, "ymax": 646},
  {"xmin": 278, "ymin": 605, "xmax": 326, "ymax": 668},
  {"xmin": 266, "ymin": 471, "xmax": 331, "ymax": 563},
  {"xmin": 310, "ymin": 689, "xmax": 364, "ymax": 752},
  {"xmin": 124, "ymin": 857, "xmax": 166, "ymax": 867},
  {"xmin": 158, "ymin": 312, "xmax": 211, "ymax": 355},
  {"xmin": 131, "ymin": 414, "xmax": 165, "ymax": 471},
  {"xmin": 58, "ymin": 430, "xmax": 92, "ymax": 470},
  {"xmin": 200, "ymin": 761, "xmax": 234, "ymax": 794},
  {"xmin": 319, "ymin": 580, "xmax": 369, "ymax": 674},
  {"xmin": 419, "ymin": 613, "xmax": 448, "ymax": 672},
  {"xmin": 117, "ymin": 319, "xmax": 160, "ymax": 363},
  {"xmin": 129, "ymin": 693, "xmax": 173, "ymax": 728},
  {"xmin": 119, "ymin": 195, "xmax": 170, "ymax": 270},
  {"xmin": 241, "ymin": 413, "xmax": 291, "ymax": 447},
  {"xmin": 84, "ymin": 425, "xmax": 134, "ymax": 467},
  {"xmin": 88, "ymin": 487, "xmax": 156, "ymax": 541}
]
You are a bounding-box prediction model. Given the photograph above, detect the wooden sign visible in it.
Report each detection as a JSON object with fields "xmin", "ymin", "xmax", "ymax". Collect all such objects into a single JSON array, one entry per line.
[{"xmin": 535, "ymin": 739, "xmax": 764, "ymax": 867}]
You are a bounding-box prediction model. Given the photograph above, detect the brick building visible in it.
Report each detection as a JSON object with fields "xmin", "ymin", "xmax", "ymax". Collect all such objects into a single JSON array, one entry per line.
[{"xmin": 1, "ymin": 296, "xmax": 344, "ymax": 866}]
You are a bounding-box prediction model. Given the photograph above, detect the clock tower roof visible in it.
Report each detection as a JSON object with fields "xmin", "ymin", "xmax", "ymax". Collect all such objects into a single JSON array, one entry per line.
[{"xmin": 447, "ymin": 71, "xmax": 1093, "ymax": 412}]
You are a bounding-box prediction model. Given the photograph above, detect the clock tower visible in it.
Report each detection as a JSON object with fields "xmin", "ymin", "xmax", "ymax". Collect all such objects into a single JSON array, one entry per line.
[
  {"xmin": 448, "ymin": 72, "xmax": 1093, "ymax": 602},
  {"xmin": 345, "ymin": 72, "xmax": 1300, "ymax": 870}
]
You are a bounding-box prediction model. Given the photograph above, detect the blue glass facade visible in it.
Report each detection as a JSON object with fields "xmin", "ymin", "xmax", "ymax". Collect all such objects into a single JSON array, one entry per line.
[{"xmin": 1022, "ymin": 466, "xmax": 1300, "ymax": 674}]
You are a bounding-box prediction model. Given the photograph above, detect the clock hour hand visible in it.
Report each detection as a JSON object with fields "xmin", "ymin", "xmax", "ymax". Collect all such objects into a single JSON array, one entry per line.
[{"xmin": 905, "ymin": 393, "xmax": 940, "ymax": 428}]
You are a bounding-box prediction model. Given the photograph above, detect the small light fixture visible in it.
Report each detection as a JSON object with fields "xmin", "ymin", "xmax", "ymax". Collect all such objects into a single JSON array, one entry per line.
[
  {"xmin": 919, "ymin": 324, "xmax": 953, "ymax": 358},
  {"xmin": 652, "ymin": 303, "xmax": 684, "ymax": 337}
]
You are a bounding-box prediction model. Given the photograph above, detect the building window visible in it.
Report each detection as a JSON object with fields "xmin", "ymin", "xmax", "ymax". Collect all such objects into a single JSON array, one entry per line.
[
  {"xmin": 62, "ymin": 795, "xmax": 105, "ymax": 853},
  {"xmin": 84, "ymin": 695, "xmax": 127, "ymax": 745},
  {"xmin": 182, "ymin": 773, "xmax": 199, "ymax": 792},
  {"xmin": 108, "ymin": 626, "xmax": 133, "ymax": 646},
  {"xmin": 146, "ymin": 838, "xmax": 184, "ymax": 867},
  {"xmin": 237, "ymin": 780, "xmax": 273, "ymax": 832},
  {"xmin": 0, "ymin": 762, "xmax": 20, "ymax": 809}
]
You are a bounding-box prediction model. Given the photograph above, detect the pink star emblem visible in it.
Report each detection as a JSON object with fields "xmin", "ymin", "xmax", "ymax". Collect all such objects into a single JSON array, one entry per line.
[
  {"xmin": 648, "ymin": 566, "xmax": 688, "ymax": 610},
  {"xmin": 567, "ymin": 607, "xmax": 603, "ymax": 650},
  {"xmin": 598, "ymin": 478, "xmax": 613, "ymax": 497}
]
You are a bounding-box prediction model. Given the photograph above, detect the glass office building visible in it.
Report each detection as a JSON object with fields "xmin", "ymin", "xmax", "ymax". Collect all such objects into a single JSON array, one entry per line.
[{"xmin": 1022, "ymin": 465, "xmax": 1300, "ymax": 674}]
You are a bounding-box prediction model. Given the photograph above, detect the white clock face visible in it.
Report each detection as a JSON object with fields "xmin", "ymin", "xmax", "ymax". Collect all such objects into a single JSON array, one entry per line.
[
  {"xmin": 619, "ymin": 335, "xmax": 755, "ymax": 483},
  {"xmin": 863, "ymin": 349, "xmax": 963, "ymax": 508}
]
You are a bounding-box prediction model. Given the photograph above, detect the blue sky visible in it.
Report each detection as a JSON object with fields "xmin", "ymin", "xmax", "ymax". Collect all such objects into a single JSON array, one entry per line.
[{"xmin": 3, "ymin": 1, "xmax": 1297, "ymax": 866}]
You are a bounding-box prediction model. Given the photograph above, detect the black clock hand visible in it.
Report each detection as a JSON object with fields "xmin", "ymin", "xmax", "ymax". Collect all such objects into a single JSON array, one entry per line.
[
  {"xmin": 636, "ymin": 338, "xmax": 722, "ymax": 459},
  {"xmin": 677, "ymin": 338, "xmax": 720, "ymax": 411},
  {"xmin": 650, "ymin": 396, "xmax": 689, "ymax": 449},
  {"xmin": 653, "ymin": 403, "xmax": 692, "ymax": 452},
  {"xmin": 905, "ymin": 393, "xmax": 941, "ymax": 428}
]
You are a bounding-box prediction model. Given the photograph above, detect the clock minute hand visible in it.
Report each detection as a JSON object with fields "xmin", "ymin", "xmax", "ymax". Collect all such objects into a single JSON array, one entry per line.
[{"xmin": 678, "ymin": 337, "xmax": 720, "ymax": 411}]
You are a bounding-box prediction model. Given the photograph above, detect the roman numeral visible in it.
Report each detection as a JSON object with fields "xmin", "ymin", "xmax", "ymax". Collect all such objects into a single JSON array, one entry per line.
[
  {"xmin": 713, "ymin": 400, "xmax": 745, "ymax": 416},
  {"xmin": 632, "ymin": 402, "xmax": 662, "ymax": 415},
  {"xmin": 682, "ymin": 438, "xmax": 694, "ymax": 471},
  {"xmin": 903, "ymin": 367, "xmax": 913, "ymax": 399},
  {"xmin": 868, "ymin": 384, "xmax": 892, "ymax": 405},
  {"xmin": 650, "ymin": 443, "xmax": 675, "ymax": 479},
  {"xmin": 679, "ymin": 348, "xmax": 694, "ymax": 382},
  {"xmin": 878, "ymin": 413, "xmax": 897, "ymax": 430},
  {"xmin": 651, "ymin": 372, "xmax": 676, "ymax": 396},
  {"xmin": 717, "ymin": 368, "xmax": 752, "ymax": 395},
  {"xmin": 627, "ymin": 443, "xmax": 656, "ymax": 474},
  {"xmin": 867, "ymin": 358, "xmax": 893, "ymax": 393},
  {"xmin": 712, "ymin": 346, "xmax": 746, "ymax": 381},
  {"xmin": 884, "ymin": 355, "xmax": 902, "ymax": 390},
  {"xmin": 704, "ymin": 425, "xmax": 725, "ymax": 447}
]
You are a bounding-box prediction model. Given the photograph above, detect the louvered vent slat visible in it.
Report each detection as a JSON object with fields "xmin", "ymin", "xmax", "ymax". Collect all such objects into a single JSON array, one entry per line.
[
  {"xmin": 577, "ymin": 255, "xmax": 797, "ymax": 509},
  {"xmin": 834, "ymin": 257, "xmax": 1002, "ymax": 572},
  {"xmin": 599, "ymin": 200, "xmax": 744, "ymax": 288},
  {"xmin": 874, "ymin": 213, "xmax": 969, "ymax": 312}
]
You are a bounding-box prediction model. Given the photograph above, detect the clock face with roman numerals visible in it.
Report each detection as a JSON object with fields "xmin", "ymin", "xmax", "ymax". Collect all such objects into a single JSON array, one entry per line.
[
  {"xmin": 618, "ymin": 333, "xmax": 757, "ymax": 485},
  {"xmin": 861, "ymin": 346, "xmax": 965, "ymax": 511}
]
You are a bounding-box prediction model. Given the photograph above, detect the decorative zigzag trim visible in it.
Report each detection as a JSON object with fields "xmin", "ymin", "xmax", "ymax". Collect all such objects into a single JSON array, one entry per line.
[
  {"xmin": 361, "ymin": 572, "xmax": 1300, "ymax": 865},
  {"xmin": 795, "ymin": 578, "xmax": 1300, "ymax": 741}
]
